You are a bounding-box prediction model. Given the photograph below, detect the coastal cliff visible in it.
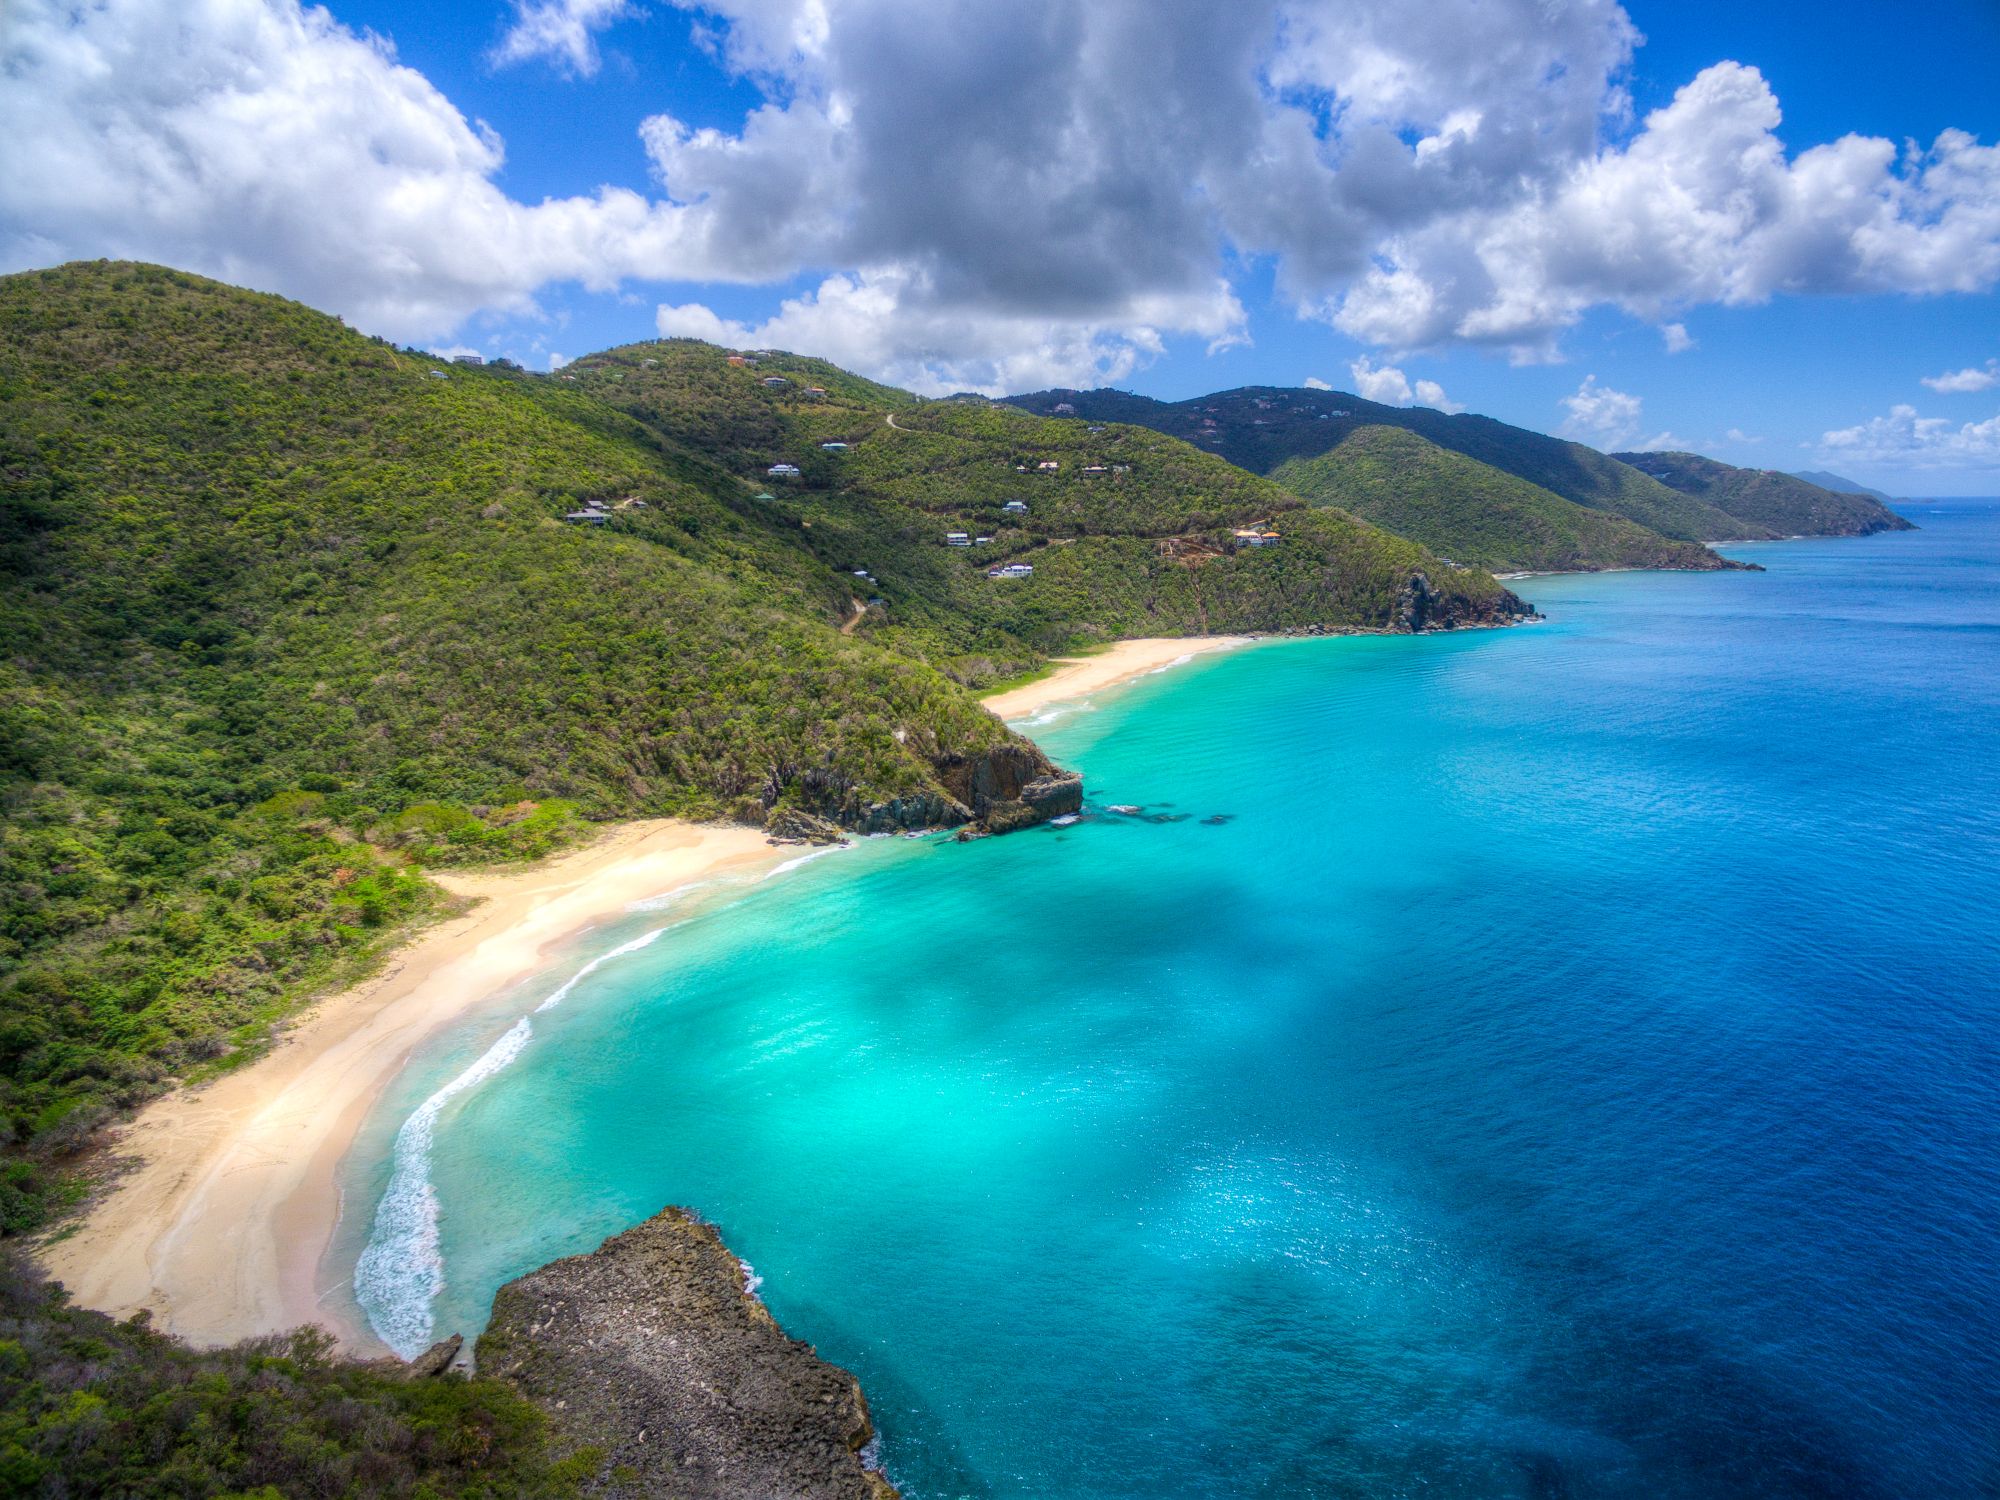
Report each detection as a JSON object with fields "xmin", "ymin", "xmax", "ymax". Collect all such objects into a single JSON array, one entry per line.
[
  {"xmin": 769, "ymin": 738, "xmax": 1083, "ymax": 839},
  {"xmin": 478, "ymin": 1208, "xmax": 900, "ymax": 1500}
]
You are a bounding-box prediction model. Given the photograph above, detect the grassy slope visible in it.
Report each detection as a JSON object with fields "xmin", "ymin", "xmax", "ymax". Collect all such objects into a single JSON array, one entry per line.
[
  {"xmin": 0, "ymin": 264, "xmax": 1524, "ymax": 1217},
  {"xmin": 1009, "ymin": 386, "xmax": 1780, "ymax": 545},
  {"xmin": 1613, "ymin": 451, "xmax": 1914, "ymax": 536},
  {"xmin": 1272, "ymin": 426, "xmax": 1733, "ymax": 574}
]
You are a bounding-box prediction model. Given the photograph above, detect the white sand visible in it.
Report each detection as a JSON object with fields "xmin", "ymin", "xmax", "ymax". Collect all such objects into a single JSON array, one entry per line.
[
  {"xmin": 38, "ymin": 819, "xmax": 778, "ymax": 1351},
  {"xmin": 980, "ymin": 636, "xmax": 1252, "ymax": 720}
]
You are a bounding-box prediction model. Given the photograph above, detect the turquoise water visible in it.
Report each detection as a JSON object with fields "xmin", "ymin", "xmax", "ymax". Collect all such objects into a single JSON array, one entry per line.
[{"xmin": 343, "ymin": 501, "xmax": 2000, "ymax": 1498}]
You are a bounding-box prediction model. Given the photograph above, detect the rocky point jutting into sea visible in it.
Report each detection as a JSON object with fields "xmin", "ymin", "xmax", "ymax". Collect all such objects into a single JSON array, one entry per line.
[{"xmin": 475, "ymin": 1209, "xmax": 900, "ymax": 1500}]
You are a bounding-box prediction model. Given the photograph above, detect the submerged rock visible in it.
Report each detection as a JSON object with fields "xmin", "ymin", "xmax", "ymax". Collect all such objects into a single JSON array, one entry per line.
[{"xmin": 479, "ymin": 1208, "xmax": 898, "ymax": 1500}]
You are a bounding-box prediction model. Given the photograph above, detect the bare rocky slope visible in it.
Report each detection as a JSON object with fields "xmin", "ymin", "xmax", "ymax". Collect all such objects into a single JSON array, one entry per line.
[{"xmin": 478, "ymin": 1208, "xmax": 900, "ymax": 1500}]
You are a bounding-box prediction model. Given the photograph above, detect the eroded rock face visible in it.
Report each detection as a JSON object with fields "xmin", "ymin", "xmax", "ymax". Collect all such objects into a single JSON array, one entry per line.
[
  {"xmin": 478, "ymin": 1208, "xmax": 898, "ymax": 1500},
  {"xmin": 932, "ymin": 742, "xmax": 1081, "ymax": 832}
]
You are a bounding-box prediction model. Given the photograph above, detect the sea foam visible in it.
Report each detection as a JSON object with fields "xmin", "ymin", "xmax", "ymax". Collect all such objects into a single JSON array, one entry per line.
[{"xmin": 354, "ymin": 925, "xmax": 671, "ymax": 1356}]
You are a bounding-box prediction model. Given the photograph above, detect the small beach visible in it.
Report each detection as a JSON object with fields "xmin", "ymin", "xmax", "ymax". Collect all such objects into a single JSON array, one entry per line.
[
  {"xmin": 38, "ymin": 819, "xmax": 778, "ymax": 1350},
  {"xmin": 980, "ymin": 636, "xmax": 1252, "ymax": 720}
]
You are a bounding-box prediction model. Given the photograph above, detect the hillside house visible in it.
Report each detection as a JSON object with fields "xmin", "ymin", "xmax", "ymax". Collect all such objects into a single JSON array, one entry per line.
[
  {"xmin": 803, "ymin": 385, "xmax": 827, "ymax": 398},
  {"xmin": 768, "ymin": 463, "xmax": 801, "ymax": 478},
  {"xmin": 753, "ymin": 491, "xmax": 775, "ymax": 501},
  {"xmin": 564, "ymin": 508, "xmax": 608, "ymax": 526},
  {"xmin": 1087, "ymin": 425, "xmax": 1106, "ymax": 434},
  {"xmin": 1053, "ymin": 401, "xmax": 1076, "ymax": 414},
  {"xmin": 945, "ymin": 532, "xmax": 971, "ymax": 546},
  {"xmin": 1082, "ymin": 464, "xmax": 1108, "ymax": 474},
  {"xmin": 426, "ymin": 369, "xmax": 448, "ymax": 380},
  {"xmin": 820, "ymin": 441, "xmax": 849, "ymax": 451},
  {"xmin": 453, "ymin": 354, "xmax": 484, "ymax": 366},
  {"xmin": 727, "ymin": 355, "xmax": 751, "ymax": 366},
  {"xmin": 975, "ymin": 535, "xmax": 994, "ymax": 545},
  {"xmin": 762, "ymin": 375, "xmax": 789, "ymax": 388},
  {"xmin": 1233, "ymin": 528, "xmax": 1281, "ymax": 547},
  {"xmin": 988, "ymin": 563, "xmax": 1034, "ymax": 578},
  {"xmin": 1037, "ymin": 460, "xmax": 1059, "ymax": 472},
  {"xmin": 1002, "ymin": 499, "xmax": 1028, "ymax": 514}
]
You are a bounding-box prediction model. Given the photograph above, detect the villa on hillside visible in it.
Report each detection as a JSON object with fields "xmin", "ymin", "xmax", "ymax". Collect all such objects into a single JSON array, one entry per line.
[
  {"xmin": 1037, "ymin": 460, "xmax": 1059, "ymax": 471},
  {"xmin": 453, "ymin": 353, "xmax": 483, "ymax": 366},
  {"xmin": 945, "ymin": 532, "xmax": 971, "ymax": 546},
  {"xmin": 988, "ymin": 562, "xmax": 1034, "ymax": 578},
  {"xmin": 762, "ymin": 375, "xmax": 790, "ymax": 388},
  {"xmin": 564, "ymin": 506, "xmax": 609, "ymax": 526},
  {"xmin": 1053, "ymin": 401, "xmax": 1076, "ymax": 414},
  {"xmin": 1002, "ymin": 499, "xmax": 1028, "ymax": 514},
  {"xmin": 803, "ymin": 386, "xmax": 827, "ymax": 398},
  {"xmin": 1233, "ymin": 528, "xmax": 1281, "ymax": 547},
  {"xmin": 820, "ymin": 441, "xmax": 849, "ymax": 451},
  {"xmin": 768, "ymin": 463, "xmax": 801, "ymax": 478}
]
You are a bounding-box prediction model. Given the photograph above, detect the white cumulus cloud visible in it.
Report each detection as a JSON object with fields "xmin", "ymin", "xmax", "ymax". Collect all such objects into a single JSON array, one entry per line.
[
  {"xmin": 1559, "ymin": 376, "xmax": 1645, "ymax": 448},
  {"xmin": 1661, "ymin": 323, "xmax": 1695, "ymax": 354},
  {"xmin": 1820, "ymin": 405, "xmax": 2000, "ymax": 467},
  {"xmin": 491, "ymin": 0, "xmax": 638, "ymax": 76},
  {"xmin": 1347, "ymin": 357, "xmax": 1464, "ymax": 412},
  {"xmin": 1921, "ymin": 359, "xmax": 1999, "ymax": 394},
  {"xmin": 3, "ymin": 0, "xmax": 1998, "ymax": 383}
]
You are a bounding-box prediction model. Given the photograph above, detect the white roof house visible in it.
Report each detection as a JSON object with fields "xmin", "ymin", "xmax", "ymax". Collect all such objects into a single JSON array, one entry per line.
[
  {"xmin": 762, "ymin": 375, "xmax": 790, "ymax": 387},
  {"xmin": 820, "ymin": 441, "xmax": 849, "ymax": 451},
  {"xmin": 1002, "ymin": 499, "xmax": 1029, "ymax": 513},
  {"xmin": 768, "ymin": 463, "xmax": 801, "ymax": 478},
  {"xmin": 453, "ymin": 354, "xmax": 484, "ymax": 366},
  {"xmin": 988, "ymin": 562, "xmax": 1035, "ymax": 578},
  {"xmin": 1036, "ymin": 460, "xmax": 1060, "ymax": 471},
  {"xmin": 945, "ymin": 532, "xmax": 971, "ymax": 546}
]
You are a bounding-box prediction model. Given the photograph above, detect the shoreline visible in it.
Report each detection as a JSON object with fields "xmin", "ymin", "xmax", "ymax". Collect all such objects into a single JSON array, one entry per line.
[
  {"xmin": 36, "ymin": 819, "xmax": 780, "ymax": 1353},
  {"xmin": 980, "ymin": 635, "xmax": 1253, "ymax": 720}
]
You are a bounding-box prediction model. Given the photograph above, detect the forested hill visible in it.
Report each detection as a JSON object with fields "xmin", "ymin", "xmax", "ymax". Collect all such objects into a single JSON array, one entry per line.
[
  {"xmin": 1269, "ymin": 427, "xmax": 1730, "ymax": 576},
  {"xmin": 0, "ymin": 261, "xmax": 1524, "ymax": 1219},
  {"xmin": 1006, "ymin": 383, "xmax": 1908, "ymax": 566},
  {"xmin": 1612, "ymin": 451, "xmax": 1914, "ymax": 537}
]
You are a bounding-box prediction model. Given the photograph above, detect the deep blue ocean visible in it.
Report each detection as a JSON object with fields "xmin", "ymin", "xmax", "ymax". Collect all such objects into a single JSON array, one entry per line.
[{"xmin": 342, "ymin": 500, "xmax": 2000, "ymax": 1499}]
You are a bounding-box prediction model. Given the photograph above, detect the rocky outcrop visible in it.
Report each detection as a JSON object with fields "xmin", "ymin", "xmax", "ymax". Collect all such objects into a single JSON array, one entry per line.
[
  {"xmin": 931, "ymin": 742, "xmax": 1083, "ymax": 831},
  {"xmin": 770, "ymin": 738, "xmax": 1079, "ymax": 838},
  {"xmin": 478, "ymin": 1208, "xmax": 898, "ymax": 1500},
  {"xmin": 764, "ymin": 807, "xmax": 848, "ymax": 845},
  {"xmin": 1392, "ymin": 572, "xmax": 1536, "ymax": 632}
]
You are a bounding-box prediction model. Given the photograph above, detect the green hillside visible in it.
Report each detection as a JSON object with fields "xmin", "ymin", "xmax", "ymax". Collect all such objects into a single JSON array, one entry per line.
[
  {"xmin": 568, "ymin": 348, "xmax": 1523, "ymax": 661},
  {"xmin": 1008, "ymin": 386, "xmax": 1779, "ymax": 546},
  {"xmin": 1272, "ymin": 426, "xmax": 1735, "ymax": 574},
  {"xmin": 1792, "ymin": 469, "xmax": 1897, "ymax": 503},
  {"xmin": 0, "ymin": 262, "xmax": 1524, "ymax": 1219},
  {"xmin": 0, "ymin": 1252, "xmax": 583, "ymax": 1497},
  {"xmin": 1615, "ymin": 451, "xmax": 1913, "ymax": 536}
]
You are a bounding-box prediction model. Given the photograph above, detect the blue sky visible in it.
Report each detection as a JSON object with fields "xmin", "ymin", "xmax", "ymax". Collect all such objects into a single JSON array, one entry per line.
[{"xmin": 5, "ymin": 0, "xmax": 1998, "ymax": 490}]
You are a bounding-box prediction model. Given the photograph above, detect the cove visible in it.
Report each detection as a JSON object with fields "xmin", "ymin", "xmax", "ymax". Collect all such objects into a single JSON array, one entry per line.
[{"xmin": 339, "ymin": 501, "xmax": 2000, "ymax": 1499}]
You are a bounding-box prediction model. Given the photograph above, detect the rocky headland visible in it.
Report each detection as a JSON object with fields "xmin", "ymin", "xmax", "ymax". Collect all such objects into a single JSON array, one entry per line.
[{"xmin": 477, "ymin": 1208, "xmax": 900, "ymax": 1500}]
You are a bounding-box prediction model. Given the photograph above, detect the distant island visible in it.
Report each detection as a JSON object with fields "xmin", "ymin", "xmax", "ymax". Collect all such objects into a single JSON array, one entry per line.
[{"xmin": 1790, "ymin": 469, "xmax": 1900, "ymax": 503}]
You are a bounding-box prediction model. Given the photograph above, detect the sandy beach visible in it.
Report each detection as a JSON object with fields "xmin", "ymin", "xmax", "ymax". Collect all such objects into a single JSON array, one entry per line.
[
  {"xmin": 980, "ymin": 636, "xmax": 1253, "ymax": 720},
  {"xmin": 38, "ymin": 819, "xmax": 777, "ymax": 1352}
]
